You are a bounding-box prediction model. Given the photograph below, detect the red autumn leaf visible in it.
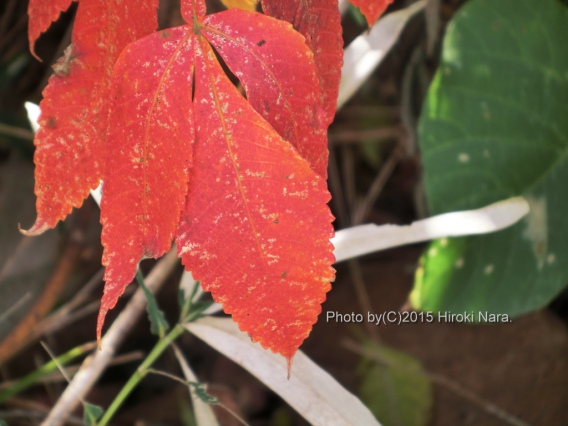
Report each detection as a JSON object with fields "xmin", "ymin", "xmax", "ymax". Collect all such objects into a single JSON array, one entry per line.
[
  {"xmin": 95, "ymin": 5, "xmax": 335, "ymax": 360},
  {"xmin": 202, "ymin": 9, "xmax": 329, "ymax": 178},
  {"xmin": 98, "ymin": 27, "xmax": 195, "ymax": 341},
  {"xmin": 349, "ymin": 0, "xmax": 395, "ymax": 27},
  {"xmin": 27, "ymin": 0, "xmax": 339, "ymax": 362},
  {"xmin": 260, "ymin": 0, "xmax": 343, "ymax": 126},
  {"xmin": 27, "ymin": 0, "xmax": 74, "ymax": 58},
  {"xmin": 181, "ymin": 0, "xmax": 206, "ymax": 22},
  {"xmin": 176, "ymin": 37, "xmax": 335, "ymax": 362},
  {"xmin": 22, "ymin": 0, "xmax": 158, "ymax": 235}
]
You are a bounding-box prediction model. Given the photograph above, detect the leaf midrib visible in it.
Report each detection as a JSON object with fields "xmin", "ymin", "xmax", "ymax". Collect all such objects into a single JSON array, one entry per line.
[{"xmin": 199, "ymin": 37, "xmax": 267, "ymax": 264}]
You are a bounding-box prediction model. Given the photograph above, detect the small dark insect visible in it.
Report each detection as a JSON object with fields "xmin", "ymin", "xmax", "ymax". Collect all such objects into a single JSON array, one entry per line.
[{"xmin": 257, "ymin": 39, "xmax": 266, "ymax": 47}]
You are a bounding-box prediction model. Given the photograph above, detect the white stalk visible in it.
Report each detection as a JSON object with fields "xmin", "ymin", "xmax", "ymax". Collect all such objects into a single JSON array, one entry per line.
[{"xmin": 332, "ymin": 197, "xmax": 529, "ymax": 263}]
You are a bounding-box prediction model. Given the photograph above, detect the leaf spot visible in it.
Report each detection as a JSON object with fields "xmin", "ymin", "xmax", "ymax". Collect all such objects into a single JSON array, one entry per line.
[
  {"xmin": 52, "ymin": 44, "xmax": 78, "ymax": 77},
  {"xmin": 522, "ymin": 195, "xmax": 548, "ymax": 269}
]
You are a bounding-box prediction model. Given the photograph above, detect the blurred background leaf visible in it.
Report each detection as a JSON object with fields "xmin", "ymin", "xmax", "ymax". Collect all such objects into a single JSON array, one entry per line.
[{"xmin": 357, "ymin": 340, "xmax": 432, "ymax": 426}]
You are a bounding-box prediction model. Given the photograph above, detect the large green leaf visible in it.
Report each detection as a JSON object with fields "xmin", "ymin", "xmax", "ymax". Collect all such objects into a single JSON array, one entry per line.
[
  {"xmin": 358, "ymin": 342, "xmax": 432, "ymax": 426},
  {"xmin": 413, "ymin": 0, "xmax": 568, "ymax": 317}
]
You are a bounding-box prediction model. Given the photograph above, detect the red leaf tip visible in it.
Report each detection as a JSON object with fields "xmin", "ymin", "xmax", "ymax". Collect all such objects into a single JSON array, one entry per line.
[
  {"xmin": 96, "ymin": 305, "xmax": 108, "ymax": 348},
  {"xmin": 18, "ymin": 220, "xmax": 50, "ymax": 236},
  {"xmin": 286, "ymin": 354, "xmax": 294, "ymax": 379}
]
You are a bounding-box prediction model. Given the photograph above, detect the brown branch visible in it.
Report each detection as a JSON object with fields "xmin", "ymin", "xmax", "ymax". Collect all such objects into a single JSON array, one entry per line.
[
  {"xmin": 352, "ymin": 144, "xmax": 402, "ymax": 225},
  {"xmin": 0, "ymin": 123, "xmax": 34, "ymax": 141},
  {"xmin": 41, "ymin": 249, "xmax": 179, "ymax": 426},
  {"xmin": 329, "ymin": 126, "xmax": 403, "ymax": 145},
  {"xmin": 0, "ymin": 236, "xmax": 82, "ymax": 366}
]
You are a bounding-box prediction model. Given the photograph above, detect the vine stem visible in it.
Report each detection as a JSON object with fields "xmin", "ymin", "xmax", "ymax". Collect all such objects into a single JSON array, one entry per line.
[
  {"xmin": 41, "ymin": 249, "xmax": 179, "ymax": 426},
  {"xmin": 97, "ymin": 324, "xmax": 185, "ymax": 426}
]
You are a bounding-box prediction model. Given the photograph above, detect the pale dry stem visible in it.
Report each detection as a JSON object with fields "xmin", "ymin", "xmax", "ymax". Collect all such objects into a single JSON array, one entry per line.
[{"xmin": 41, "ymin": 249, "xmax": 179, "ymax": 426}]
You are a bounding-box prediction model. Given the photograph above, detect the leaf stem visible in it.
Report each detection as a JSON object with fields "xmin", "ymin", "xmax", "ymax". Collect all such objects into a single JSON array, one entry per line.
[
  {"xmin": 96, "ymin": 324, "xmax": 185, "ymax": 426},
  {"xmin": 0, "ymin": 343, "xmax": 95, "ymax": 403},
  {"xmin": 192, "ymin": 6, "xmax": 202, "ymax": 34}
]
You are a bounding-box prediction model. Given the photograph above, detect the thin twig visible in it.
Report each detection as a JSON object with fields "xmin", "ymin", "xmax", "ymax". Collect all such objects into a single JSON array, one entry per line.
[
  {"xmin": 342, "ymin": 145, "xmax": 356, "ymax": 224},
  {"xmin": 329, "ymin": 126, "xmax": 403, "ymax": 145},
  {"xmin": 147, "ymin": 367, "xmax": 250, "ymax": 426},
  {"xmin": 0, "ymin": 350, "xmax": 143, "ymax": 390},
  {"xmin": 48, "ymin": 268, "xmax": 104, "ymax": 319},
  {"xmin": 0, "ymin": 292, "xmax": 32, "ymax": 323},
  {"xmin": 41, "ymin": 249, "xmax": 179, "ymax": 426},
  {"xmin": 147, "ymin": 368, "xmax": 191, "ymax": 386},
  {"xmin": 172, "ymin": 343, "xmax": 221, "ymax": 426},
  {"xmin": 40, "ymin": 342, "xmax": 76, "ymax": 384},
  {"xmin": 0, "ymin": 408, "xmax": 84, "ymax": 426},
  {"xmin": 337, "ymin": 105, "xmax": 399, "ymax": 120},
  {"xmin": 425, "ymin": 0, "xmax": 441, "ymax": 57},
  {"xmin": 37, "ymin": 301, "xmax": 100, "ymax": 338},
  {"xmin": 428, "ymin": 372, "xmax": 532, "ymax": 426},
  {"xmin": 400, "ymin": 45, "xmax": 424, "ymax": 156},
  {"xmin": 36, "ymin": 268, "xmax": 104, "ymax": 336},
  {"xmin": 347, "ymin": 261, "xmax": 380, "ymax": 343},
  {"xmin": 0, "ymin": 123, "xmax": 34, "ymax": 141},
  {"xmin": 352, "ymin": 144, "xmax": 402, "ymax": 225},
  {"xmin": 346, "ymin": 261, "xmax": 402, "ymax": 426}
]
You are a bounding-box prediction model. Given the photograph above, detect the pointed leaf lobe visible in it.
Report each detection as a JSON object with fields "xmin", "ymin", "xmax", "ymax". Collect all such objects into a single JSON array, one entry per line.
[
  {"xmin": 98, "ymin": 27, "xmax": 195, "ymax": 339},
  {"xmin": 176, "ymin": 38, "xmax": 335, "ymax": 360},
  {"xmin": 203, "ymin": 9, "xmax": 329, "ymax": 178}
]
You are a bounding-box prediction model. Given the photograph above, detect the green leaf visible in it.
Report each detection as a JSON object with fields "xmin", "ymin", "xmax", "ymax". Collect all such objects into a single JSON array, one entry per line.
[
  {"xmin": 414, "ymin": 0, "xmax": 568, "ymax": 316},
  {"xmin": 349, "ymin": 4, "xmax": 367, "ymax": 27},
  {"xmin": 83, "ymin": 402, "xmax": 104, "ymax": 425},
  {"xmin": 358, "ymin": 342, "xmax": 432, "ymax": 426},
  {"xmin": 137, "ymin": 271, "xmax": 169, "ymax": 338},
  {"xmin": 188, "ymin": 382, "xmax": 218, "ymax": 405},
  {"xmin": 178, "ymin": 277, "xmax": 203, "ymax": 323}
]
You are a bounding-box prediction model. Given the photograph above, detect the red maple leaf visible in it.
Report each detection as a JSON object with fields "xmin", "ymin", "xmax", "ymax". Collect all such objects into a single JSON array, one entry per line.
[
  {"xmin": 23, "ymin": 0, "xmax": 158, "ymax": 235},
  {"xmin": 261, "ymin": 0, "xmax": 344, "ymax": 128},
  {"xmin": 348, "ymin": 0, "xmax": 395, "ymax": 27},
  {"xmin": 27, "ymin": 0, "xmax": 74, "ymax": 59},
  {"xmin": 103, "ymin": 0, "xmax": 335, "ymax": 361},
  {"xmin": 26, "ymin": 0, "xmax": 339, "ymax": 363}
]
